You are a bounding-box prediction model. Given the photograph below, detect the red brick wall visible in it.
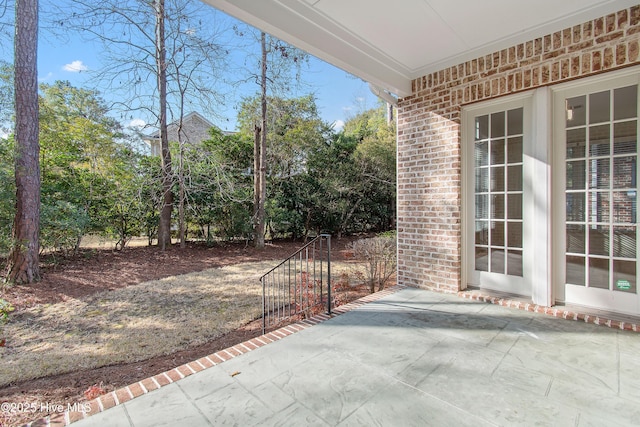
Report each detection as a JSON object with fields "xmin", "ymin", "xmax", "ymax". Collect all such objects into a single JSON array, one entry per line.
[{"xmin": 396, "ymin": 6, "xmax": 640, "ymax": 292}]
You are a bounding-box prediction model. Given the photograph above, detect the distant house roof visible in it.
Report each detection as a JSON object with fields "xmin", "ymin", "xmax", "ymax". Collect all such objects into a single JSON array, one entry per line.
[
  {"xmin": 144, "ymin": 111, "xmax": 233, "ymax": 145},
  {"xmin": 143, "ymin": 112, "xmax": 237, "ymax": 156}
]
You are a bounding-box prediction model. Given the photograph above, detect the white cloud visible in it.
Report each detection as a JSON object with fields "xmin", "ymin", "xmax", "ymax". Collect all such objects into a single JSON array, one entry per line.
[
  {"xmin": 38, "ymin": 72, "xmax": 53, "ymax": 82},
  {"xmin": 128, "ymin": 118, "xmax": 146, "ymax": 129},
  {"xmin": 332, "ymin": 119, "xmax": 345, "ymax": 132},
  {"xmin": 63, "ymin": 60, "xmax": 88, "ymax": 72},
  {"xmin": 0, "ymin": 129, "xmax": 8, "ymax": 140}
]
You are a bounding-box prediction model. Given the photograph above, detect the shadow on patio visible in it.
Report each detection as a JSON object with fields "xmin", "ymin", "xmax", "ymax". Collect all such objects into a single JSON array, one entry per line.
[{"xmin": 58, "ymin": 287, "xmax": 640, "ymax": 426}]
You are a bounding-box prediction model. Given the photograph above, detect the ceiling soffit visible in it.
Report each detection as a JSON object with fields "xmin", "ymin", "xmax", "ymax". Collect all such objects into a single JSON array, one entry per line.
[{"xmin": 203, "ymin": 0, "xmax": 637, "ymax": 97}]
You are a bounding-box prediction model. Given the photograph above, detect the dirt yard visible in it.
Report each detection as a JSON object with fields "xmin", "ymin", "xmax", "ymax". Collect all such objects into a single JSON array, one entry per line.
[{"xmin": 0, "ymin": 237, "xmax": 373, "ymax": 427}]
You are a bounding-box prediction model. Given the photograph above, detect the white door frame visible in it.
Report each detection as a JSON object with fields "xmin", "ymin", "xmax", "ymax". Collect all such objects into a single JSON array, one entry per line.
[
  {"xmin": 462, "ymin": 88, "xmax": 551, "ymax": 305},
  {"xmin": 551, "ymin": 67, "xmax": 640, "ymax": 315}
]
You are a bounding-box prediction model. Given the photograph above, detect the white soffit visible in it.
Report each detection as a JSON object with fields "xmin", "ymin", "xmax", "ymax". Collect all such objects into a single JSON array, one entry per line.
[{"xmin": 202, "ymin": 0, "xmax": 638, "ymax": 97}]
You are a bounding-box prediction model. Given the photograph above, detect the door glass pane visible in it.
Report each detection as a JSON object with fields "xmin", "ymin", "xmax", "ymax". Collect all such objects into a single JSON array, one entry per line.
[
  {"xmin": 589, "ymin": 225, "xmax": 609, "ymax": 256},
  {"xmin": 491, "ymin": 139, "xmax": 505, "ymax": 164},
  {"xmin": 475, "ymin": 141, "xmax": 488, "ymax": 166},
  {"xmin": 614, "ymin": 85, "xmax": 637, "ymax": 120},
  {"xmin": 566, "ymin": 95, "xmax": 586, "ymax": 127},
  {"xmin": 507, "ymin": 250, "xmax": 523, "ymax": 276},
  {"xmin": 589, "ymin": 125, "xmax": 610, "ymax": 156},
  {"xmin": 507, "ymin": 137, "xmax": 522, "ymax": 163},
  {"xmin": 589, "ymin": 158, "xmax": 610, "ymax": 189},
  {"xmin": 507, "ymin": 165, "xmax": 522, "ymax": 191},
  {"xmin": 476, "ymin": 115, "xmax": 489, "ymax": 140},
  {"xmin": 614, "ymin": 121, "xmax": 637, "ymax": 154},
  {"xmin": 567, "ymin": 128, "xmax": 586, "ymax": 158},
  {"xmin": 491, "ymin": 248, "xmax": 505, "ymax": 274},
  {"xmin": 613, "ymin": 226, "xmax": 636, "ymax": 258},
  {"xmin": 491, "ymin": 111, "xmax": 505, "ymax": 137},
  {"xmin": 613, "ymin": 191, "xmax": 637, "ymax": 224},
  {"xmin": 566, "ymin": 193, "xmax": 586, "ymax": 222},
  {"xmin": 507, "ymin": 194, "xmax": 522, "ymax": 219},
  {"xmin": 589, "ymin": 91, "xmax": 610, "ymax": 124},
  {"xmin": 589, "ymin": 257, "xmax": 610, "ymax": 289},
  {"xmin": 566, "ymin": 161, "xmax": 586, "ymax": 189},
  {"xmin": 613, "ymin": 260, "xmax": 636, "ymax": 293},
  {"xmin": 491, "ymin": 167, "xmax": 504, "ymax": 191},
  {"xmin": 613, "ymin": 156, "xmax": 636, "ymax": 189},
  {"xmin": 475, "ymin": 221, "xmax": 489, "ymax": 245},
  {"xmin": 508, "ymin": 108, "xmax": 523, "ymax": 135},
  {"xmin": 507, "ymin": 222, "xmax": 522, "ymax": 248},
  {"xmin": 475, "ymin": 247, "xmax": 488, "ymax": 272},
  {"xmin": 476, "ymin": 195, "xmax": 489, "ymax": 219},
  {"xmin": 492, "ymin": 194, "xmax": 505, "ymax": 219},
  {"xmin": 589, "ymin": 192, "xmax": 610, "ymax": 222},
  {"xmin": 475, "ymin": 168, "xmax": 489, "ymax": 192},
  {"xmin": 491, "ymin": 221, "xmax": 504, "ymax": 246},
  {"xmin": 566, "ymin": 224, "xmax": 586, "ymax": 253},
  {"xmin": 566, "ymin": 256, "xmax": 586, "ymax": 285}
]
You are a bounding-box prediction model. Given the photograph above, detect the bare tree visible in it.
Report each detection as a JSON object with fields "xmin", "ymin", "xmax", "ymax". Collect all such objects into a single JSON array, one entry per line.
[
  {"xmin": 253, "ymin": 32, "xmax": 267, "ymax": 249},
  {"xmin": 55, "ymin": 0, "xmax": 228, "ymax": 249},
  {"xmin": 6, "ymin": 0, "xmax": 40, "ymax": 283},
  {"xmin": 0, "ymin": 0, "xmax": 13, "ymax": 47},
  {"xmin": 233, "ymin": 26, "xmax": 309, "ymax": 248},
  {"xmin": 153, "ymin": 0, "xmax": 172, "ymax": 250},
  {"xmin": 166, "ymin": 10, "xmax": 227, "ymax": 248}
]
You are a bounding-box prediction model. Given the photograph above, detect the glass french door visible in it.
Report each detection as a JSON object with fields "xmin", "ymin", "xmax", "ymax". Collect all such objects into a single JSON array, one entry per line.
[
  {"xmin": 557, "ymin": 77, "xmax": 640, "ymax": 315},
  {"xmin": 467, "ymin": 101, "xmax": 529, "ymax": 296}
]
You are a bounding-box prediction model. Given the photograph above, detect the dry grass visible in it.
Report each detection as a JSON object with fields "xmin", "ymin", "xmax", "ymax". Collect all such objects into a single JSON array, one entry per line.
[{"xmin": 0, "ymin": 260, "xmax": 353, "ymax": 387}]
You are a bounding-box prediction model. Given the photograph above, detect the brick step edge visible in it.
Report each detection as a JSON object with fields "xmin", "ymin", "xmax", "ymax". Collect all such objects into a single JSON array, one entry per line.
[{"xmin": 457, "ymin": 290, "xmax": 640, "ymax": 332}]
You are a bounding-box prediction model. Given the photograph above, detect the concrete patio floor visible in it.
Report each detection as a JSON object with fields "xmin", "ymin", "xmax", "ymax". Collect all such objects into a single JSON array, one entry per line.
[{"xmin": 67, "ymin": 286, "xmax": 640, "ymax": 427}]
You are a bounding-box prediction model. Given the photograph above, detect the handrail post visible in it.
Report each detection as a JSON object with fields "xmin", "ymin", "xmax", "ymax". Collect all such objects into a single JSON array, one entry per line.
[
  {"xmin": 261, "ymin": 276, "xmax": 266, "ymax": 334},
  {"xmin": 322, "ymin": 234, "xmax": 331, "ymax": 315},
  {"xmin": 261, "ymin": 234, "xmax": 332, "ymax": 332}
]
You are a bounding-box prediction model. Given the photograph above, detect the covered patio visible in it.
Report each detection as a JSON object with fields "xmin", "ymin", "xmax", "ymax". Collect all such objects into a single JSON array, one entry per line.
[
  {"xmin": 61, "ymin": 286, "xmax": 640, "ymax": 426},
  {"xmin": 36, "ymin": 1, "xmax": 640, "ymax": 425}
]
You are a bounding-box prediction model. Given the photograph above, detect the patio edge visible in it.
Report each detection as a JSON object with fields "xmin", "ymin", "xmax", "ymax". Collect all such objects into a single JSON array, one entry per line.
[
  {"xmin": 22, "ymin": 283, "xmax": 640, "ymax": 426},
  {"xmin": 24, "ymin": 285, "xmax": 406, "ymax": 427}
]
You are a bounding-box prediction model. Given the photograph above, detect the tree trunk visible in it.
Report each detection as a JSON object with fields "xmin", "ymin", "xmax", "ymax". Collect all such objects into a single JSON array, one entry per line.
[
  {"xmin": 253, "ymin": 32, "xmax": 267, "ymax": 249},
  {"xmin": 154, "ymin": 0, "xmax": 173, "ymax": 250},
  {"xmin": 177, "ymin": 118, "xmax": 185, "ymax": 249},
  {"xmin": 6, "ymin": 0, "xmax": 40, "ymax": 284},
  {"xmin": 253, "ymin": 123, "xmax": 261, "ymax": 246}
]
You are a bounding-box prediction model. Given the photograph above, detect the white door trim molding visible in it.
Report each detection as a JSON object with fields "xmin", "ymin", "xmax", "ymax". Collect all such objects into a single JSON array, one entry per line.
[{"xmin": 462, "ymin": 90, "xmax": 550, "ymax": 303}]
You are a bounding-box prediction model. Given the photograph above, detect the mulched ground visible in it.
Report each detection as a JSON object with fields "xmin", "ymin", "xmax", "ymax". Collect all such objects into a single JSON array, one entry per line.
[{"xmin": 0, "ymin": 236, "xmax": 370, "ymax": 427}]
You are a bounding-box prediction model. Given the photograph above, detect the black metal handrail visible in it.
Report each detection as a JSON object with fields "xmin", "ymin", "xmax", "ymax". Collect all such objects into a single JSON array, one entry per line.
[{"xmin": 260, "ymin": 234, "xmax": 331, "ymax": 334}]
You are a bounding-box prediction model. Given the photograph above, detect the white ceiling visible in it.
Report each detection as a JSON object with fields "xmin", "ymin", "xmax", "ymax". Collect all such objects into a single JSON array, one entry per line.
[{"xmin": 202, "ymin": 0, "xmax": 637, "ymax": 97}]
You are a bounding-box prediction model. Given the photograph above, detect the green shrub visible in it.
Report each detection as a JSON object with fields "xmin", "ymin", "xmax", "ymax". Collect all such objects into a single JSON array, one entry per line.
[
  {"xmin": 40, "ymin": 200, "xmax": 90, "ymax": 254},
  {"xmin": 0, "ymin": 298, "xmax": 14, "ymax": 346}
]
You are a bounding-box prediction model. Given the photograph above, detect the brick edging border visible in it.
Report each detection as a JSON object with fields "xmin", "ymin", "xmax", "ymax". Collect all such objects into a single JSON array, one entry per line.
[
  {"xmin": 457, "ymin": 290, "xmax": 640, "ymax": 332},
  {"xmin": 26, "ymin": 285, "xmax": 406, "ymax": 427},
  {"xmin": 24, "ymin": 283, "xmax": 639, "ymax": 426}
]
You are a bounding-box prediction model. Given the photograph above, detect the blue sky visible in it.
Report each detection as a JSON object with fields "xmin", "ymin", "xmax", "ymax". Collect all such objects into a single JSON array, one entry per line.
[{"xmin": 13, "ymin": 4, "xmax": 379, "ymax": 135}]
